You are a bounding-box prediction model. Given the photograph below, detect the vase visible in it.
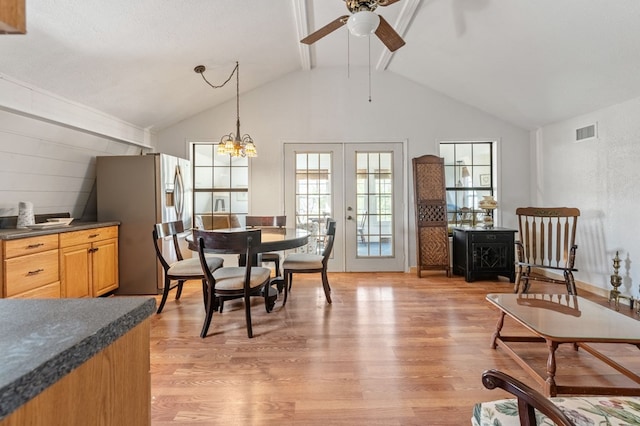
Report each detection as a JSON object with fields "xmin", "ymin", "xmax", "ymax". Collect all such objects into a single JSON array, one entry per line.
[
  {"xmin": 17, "ymin": 201, "xmax": 35, "ymax": 228},
  {"xmin": 478, "ymin": 195, "xmax": 498, "ymax": 209},
  {"xmin": 478, "ymin": 196, "xmax": 497, "ymax": 228}
]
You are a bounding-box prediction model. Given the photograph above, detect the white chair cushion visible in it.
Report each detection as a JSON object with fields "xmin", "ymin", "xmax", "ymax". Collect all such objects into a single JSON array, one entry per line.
[
  {"xmin": 283, "ymin": 253, "xmax": 323, "ymax": 270},
  {"xmin": 168, "ymin": 256, "xmax": 223, "ymax": 277},
  {"xmin": 212, "ymin": 267, "xmax": 271, "ymax": 291},
  {"xmin": 472, "ymin": 395, "xmax": 640, "ymax": 426}
]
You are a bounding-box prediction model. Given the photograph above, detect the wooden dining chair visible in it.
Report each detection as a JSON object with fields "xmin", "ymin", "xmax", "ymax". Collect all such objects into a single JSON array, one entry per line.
[
  {"xmin": 282, "ymin": 219, "xmax": 336, "ymax": 306},
  {"xmin": 152, "ymin": 221, "xmax": 224, "ymax": 314},
  {"xmin": 357, "ymin": 211, "xmax": 367, "ymax": 243},
  {"xmin": 193, "ymin": 228, "xmax": 275, "ymax": 338},
  {"xmin": 245, "ymin": 215, "xmax": 286, "ymax": 277}
]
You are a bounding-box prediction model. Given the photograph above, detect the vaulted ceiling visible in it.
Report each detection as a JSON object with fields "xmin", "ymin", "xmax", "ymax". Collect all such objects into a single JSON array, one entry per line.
[{"xmin": 1, "ymin": 0, "xmax": 639, "ymax": 132}]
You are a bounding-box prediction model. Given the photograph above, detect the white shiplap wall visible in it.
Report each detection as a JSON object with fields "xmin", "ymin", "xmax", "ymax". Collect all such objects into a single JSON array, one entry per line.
[{"xmin": 0, "ymin": 109, "xmax": 145, "ymax": 219}]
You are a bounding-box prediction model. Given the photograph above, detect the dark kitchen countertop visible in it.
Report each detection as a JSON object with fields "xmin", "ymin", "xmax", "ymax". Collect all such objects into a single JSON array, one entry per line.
[
  {"xmin": 0, "ymin": 221, "xmax": 120, "ymax": 240},
  {"xmin": 0, "ymin": 297, "xmax": 156, "ymax": 420}
]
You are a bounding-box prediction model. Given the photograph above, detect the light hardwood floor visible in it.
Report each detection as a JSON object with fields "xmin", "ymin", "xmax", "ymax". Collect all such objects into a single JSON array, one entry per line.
[{"xmin": 148, "ymin": 272, "xmax": 640, "ymax": 425}]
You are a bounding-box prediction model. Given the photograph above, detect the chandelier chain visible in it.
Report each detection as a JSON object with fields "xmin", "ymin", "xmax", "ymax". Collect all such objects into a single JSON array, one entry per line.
[
  {"xmin": 197, "ymin": 62, "xmax": 238, "ymax": 90},
  {"xmin": 194, "ymin": 61, "xmax": 256, "ymax": 158}
]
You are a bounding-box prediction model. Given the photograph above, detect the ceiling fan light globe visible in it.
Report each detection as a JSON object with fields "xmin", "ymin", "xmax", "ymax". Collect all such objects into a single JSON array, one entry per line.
[{"xmin": 347, "ymin": 11, "xmax": 380, "ymax": 37}]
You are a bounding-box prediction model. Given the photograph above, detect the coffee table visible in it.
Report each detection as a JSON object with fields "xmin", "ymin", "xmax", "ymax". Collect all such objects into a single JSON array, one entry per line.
[{"xmin": 486, "ymin": 293, "xmax": 640, "ymax": 397}]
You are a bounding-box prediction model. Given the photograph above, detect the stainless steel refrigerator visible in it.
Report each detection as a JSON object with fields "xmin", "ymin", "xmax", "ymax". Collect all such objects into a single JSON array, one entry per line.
[{"xmin": 96, "ymin": 153, "xmax": 192, "ymax": 295}]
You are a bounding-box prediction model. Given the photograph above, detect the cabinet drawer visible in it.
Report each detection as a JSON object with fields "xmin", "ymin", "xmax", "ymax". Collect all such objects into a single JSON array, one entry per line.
[
  {"xmin": 8, "ymin": 281, "xmax": 60, "ymax": 299},
  {"xmin": 4, "ymin": 234, "xmax": 58, "ymax": 259},
  {"xmin": 4, "ymin": 250, "xmax": 59, "ymax": 297},
  {"xmin": 470, "ymin": 232, "xmax": 513, "ymax": 244},
  {"xmin": 60, "ymin": 226, "xmax": 118, "ymax": 247}
]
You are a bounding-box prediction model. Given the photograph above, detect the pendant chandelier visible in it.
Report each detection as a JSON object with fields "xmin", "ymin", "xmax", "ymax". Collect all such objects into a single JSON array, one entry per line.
[{"xmin": 194, "ymin": 61, "xmax": 257, "ymax": 158}]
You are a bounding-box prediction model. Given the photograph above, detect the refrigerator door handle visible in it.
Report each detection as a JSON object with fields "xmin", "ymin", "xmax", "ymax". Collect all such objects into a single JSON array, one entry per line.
[{"xmin": 174, "ymin": 166, "xmax": 184, "ymax": 220}]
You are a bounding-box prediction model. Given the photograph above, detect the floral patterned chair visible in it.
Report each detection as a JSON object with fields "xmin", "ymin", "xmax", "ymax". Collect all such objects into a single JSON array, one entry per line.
[{"xmin": 473, "ymin": 370, "xmax": 640, "ymax": 426}]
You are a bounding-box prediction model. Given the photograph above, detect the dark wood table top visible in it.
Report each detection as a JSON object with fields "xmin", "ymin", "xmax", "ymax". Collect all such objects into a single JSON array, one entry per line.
[{"xmin": 187, "ymin": 227, "xmax": 309, "ymax": 253}]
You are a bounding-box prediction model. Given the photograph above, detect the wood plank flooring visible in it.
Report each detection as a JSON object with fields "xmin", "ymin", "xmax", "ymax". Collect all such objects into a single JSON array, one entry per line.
[{"xmin": 148, "ymin": 272, "xmax": 640, "ymax": 425}]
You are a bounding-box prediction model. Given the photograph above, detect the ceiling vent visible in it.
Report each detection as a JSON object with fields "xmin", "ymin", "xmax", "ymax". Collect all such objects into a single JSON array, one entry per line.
[{"xmin": 575, "ymin": 123, "xmax": 597, "ymax": 142}]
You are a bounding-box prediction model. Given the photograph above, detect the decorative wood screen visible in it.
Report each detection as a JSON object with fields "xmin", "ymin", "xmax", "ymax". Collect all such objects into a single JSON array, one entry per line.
[{"xmin": 412, "ymin": 155, "xmax": 451, "ymax": 278}]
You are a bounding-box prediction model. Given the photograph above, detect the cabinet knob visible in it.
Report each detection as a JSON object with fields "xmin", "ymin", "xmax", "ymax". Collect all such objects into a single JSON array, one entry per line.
[{"xmin": 27, "ymin": 268, "xmax": 44, "ymax": 276}]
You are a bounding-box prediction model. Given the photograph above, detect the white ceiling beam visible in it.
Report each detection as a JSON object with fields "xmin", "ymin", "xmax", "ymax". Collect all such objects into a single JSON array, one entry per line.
[
  {"xmin": 376, "ymin": 0, "xmax": 422, "ymax": 71},
  {"xmin": 293, "ymin": 0, "xmax": 312, "ymax": 71}
]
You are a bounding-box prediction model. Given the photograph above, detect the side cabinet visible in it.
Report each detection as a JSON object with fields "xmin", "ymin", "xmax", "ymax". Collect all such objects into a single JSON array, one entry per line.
[
  {"xmin": 60, "ymin": 226, "xmax": 119, "ymax": 297},
  {"xmin": 452, "ymin": 227, "xmax": 516, "ymax": 283}
]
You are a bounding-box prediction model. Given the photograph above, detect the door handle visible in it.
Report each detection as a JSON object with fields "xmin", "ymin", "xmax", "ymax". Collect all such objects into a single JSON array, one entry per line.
[{"xmin": 174, "ymin": 166, "xmax": 184, "ymax": 218}]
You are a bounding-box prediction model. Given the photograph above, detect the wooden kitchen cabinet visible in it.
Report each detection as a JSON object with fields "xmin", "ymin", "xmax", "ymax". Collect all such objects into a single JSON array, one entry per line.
[
  {"xmin": 59, "ymin": 243, "xmax": 91, "ymax": 298},
  {"xmin": 0, "ymin": 0, "xmax": 26, "ymax": 34},
  {"xmin": 2, "ymin": 234, "xmax": 60, "ymax": 298},
  {"xmin": 59, "ymin": 226, "xmax": 119, "ymax": 297},
  {"xmin": 0, "ymin": 298, "xmax": 154, "ymax": 426}
]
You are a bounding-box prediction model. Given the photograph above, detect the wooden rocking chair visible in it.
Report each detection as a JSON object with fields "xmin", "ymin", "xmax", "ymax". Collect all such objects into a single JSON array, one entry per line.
[{"xmin": 514, "ymin": 207, "xmax": 580, "ymax": 295}]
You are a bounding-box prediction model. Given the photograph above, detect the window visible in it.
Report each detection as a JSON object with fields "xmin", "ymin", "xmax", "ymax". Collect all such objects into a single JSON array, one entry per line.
[
  {"xmin": 192, "ymin": 143, "xmax": 249, "ymax": 227},
  {"xmin": 439, "ymin": 141, "xmax": 494, "ymax": 229}
]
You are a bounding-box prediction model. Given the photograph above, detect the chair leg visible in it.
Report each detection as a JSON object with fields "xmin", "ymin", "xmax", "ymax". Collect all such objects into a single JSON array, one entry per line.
[
  {"xmin": 283, "ymin": 272, "xmax": 290, "ymax": 306},
  {"xmin": 201, "ymin": 279, "xmax": 208, "ymax": 310},
  {"xmin": 244, "ymin": 292, "xmax": 253, "ymax": 338},
  {"xmin": 565, "ymin": 270, "xmax": 577, "ymax": 295},
  {"xmin": 176, "ymin": 280, "xmax": 185, "ymax": 300},
  {"xmin": 274, "ymin": 259, "xmax": 281, "ymax": 278},
  {"xmin": 321, "ymin": 270, "xmax": 332, "ymax": 304},
  {"xmin": 264, "ymin": 284, "xmax": 275, "ymax": 313},
  {"xmin": 200, "ymin": 283, "xmax": 216, "ymax": 338},
  {"xmin": 156, "ymin": 276, "xmax": 171, "ymax": 314},
  {"xmin": 521, "ymin": 266, "xmax": 532, "ymax": 293}
]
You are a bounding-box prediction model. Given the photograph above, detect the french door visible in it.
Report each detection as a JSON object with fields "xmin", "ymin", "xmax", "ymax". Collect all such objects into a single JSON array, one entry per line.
[{"xmin": 284, "ymin": 142, "xmax": 405, "ymax": 272}]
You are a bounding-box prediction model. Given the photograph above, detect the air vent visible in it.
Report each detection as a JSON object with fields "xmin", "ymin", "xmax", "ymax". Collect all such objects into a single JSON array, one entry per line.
[{"xmin": 575, "ymin": 124, "xmax": 597, "ymax": 142}]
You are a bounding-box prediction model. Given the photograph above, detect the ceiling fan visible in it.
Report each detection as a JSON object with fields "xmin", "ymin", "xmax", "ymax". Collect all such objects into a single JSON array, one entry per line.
[{"xmin": 301, "ymin": 0, "xmax": 406, "ymax": 52}]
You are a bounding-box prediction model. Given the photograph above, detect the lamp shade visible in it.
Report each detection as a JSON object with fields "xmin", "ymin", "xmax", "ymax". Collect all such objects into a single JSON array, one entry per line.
[{"xmin": 347, "ymin": 11, "xmax": 380, "ymax": 37}]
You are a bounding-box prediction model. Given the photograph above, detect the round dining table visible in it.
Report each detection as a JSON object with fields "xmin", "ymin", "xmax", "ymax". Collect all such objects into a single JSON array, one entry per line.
[{"xmin": 186, "ymin": 227, "xmax": 309, "ymax": 254}]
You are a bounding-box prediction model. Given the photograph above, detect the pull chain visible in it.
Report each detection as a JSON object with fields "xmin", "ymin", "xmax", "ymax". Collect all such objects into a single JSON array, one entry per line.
[
  {"xmin": 347, "ymin": 30, "xmax": 350, "ymax": 79},
  {"xmin": 368, "ymin": 35, "xmax": 372, "ymax": 102}
]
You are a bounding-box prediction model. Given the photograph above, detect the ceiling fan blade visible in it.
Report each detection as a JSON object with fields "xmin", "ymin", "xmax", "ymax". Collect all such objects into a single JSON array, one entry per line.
[
  {"xmin": 375, "ymin": 15, "xmax": 405, "ymax": 52},
  {"xmin": 378, "ymin": 0, "xmax": 402, "ymax": 6},
  {"xmin": 301, "ymin": 15, "xmax": 349, "ymax": 45}
]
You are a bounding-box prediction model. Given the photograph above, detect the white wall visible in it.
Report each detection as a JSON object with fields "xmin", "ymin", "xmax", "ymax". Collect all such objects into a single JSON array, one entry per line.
[
  {"xmin": 157, "ymin": 68, "xmax": 530, "ymax": 269},
  {"xmin": 532, "ymin": 96, "xmax": 640, "ymax": 296}
]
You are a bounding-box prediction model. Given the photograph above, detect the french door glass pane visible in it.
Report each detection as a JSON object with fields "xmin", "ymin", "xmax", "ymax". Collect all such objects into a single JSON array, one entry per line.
[
  {"xmin": 294, "ymin": 152, "xmax": 332, "ymax": 254},
  {"xmin": 356, "ymin": 152, "xmax": 393, "ymax": 257}
]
